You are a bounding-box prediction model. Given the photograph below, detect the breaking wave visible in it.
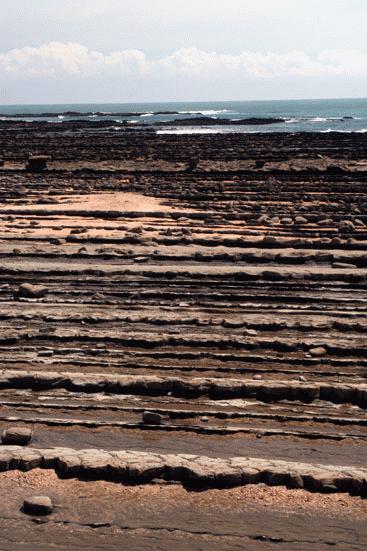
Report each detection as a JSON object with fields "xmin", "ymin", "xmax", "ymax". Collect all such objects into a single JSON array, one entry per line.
[{"xmin": 178, "ymin": 109, "xmax": 232, "ymax": 116}]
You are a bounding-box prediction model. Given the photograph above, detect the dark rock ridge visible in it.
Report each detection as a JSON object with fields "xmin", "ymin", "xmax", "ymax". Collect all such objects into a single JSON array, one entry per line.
[{"xmin": 157, "ymin": 117, "xmax": 286, "ymax": 126}]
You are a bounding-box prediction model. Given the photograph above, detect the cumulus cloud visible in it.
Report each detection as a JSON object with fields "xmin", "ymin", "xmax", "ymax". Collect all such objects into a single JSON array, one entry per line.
[
  {"xmin": 0, "ymin": 43, "xmax": 147, "ymax": 79},
  {"xmin": 1, "ymin": 42, "xmax": 367, "ymax": 80}
]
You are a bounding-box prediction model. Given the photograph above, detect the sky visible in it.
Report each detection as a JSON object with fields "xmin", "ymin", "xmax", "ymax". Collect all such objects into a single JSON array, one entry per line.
[{"xmin": 1, "ymin": 0, "xmax": 367, "ymax": 104}]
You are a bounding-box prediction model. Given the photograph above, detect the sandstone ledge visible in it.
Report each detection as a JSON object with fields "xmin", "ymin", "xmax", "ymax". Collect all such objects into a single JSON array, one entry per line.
[
  {"xmin": 0, "ymin": 370, "xmax": 366, "ymax": 407},
  {"xmin": 0, "ymin": 446, "xmax": 365, "ymax": 496}
]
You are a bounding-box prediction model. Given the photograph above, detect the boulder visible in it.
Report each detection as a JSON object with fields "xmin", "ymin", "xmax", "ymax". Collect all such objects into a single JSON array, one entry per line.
[
  {"xmin": 17, "ymin": 283, "xmax": 49, "ymax": 299},
  {"xmin": 23, "ymin": 496, "xmax": 53, "ymax": 516},
  {"xmin": 339, "ymin": 220, "xmax": 355, "ymax": 233},
  {"xmin": 294, "ymin": 216, "xmax": 308, "ymax": 224},
  {"xmin": 262, "ymin": 236, "xmax": 279, "ymax": 246},
  {"xmin": 1, "ymin": 427, "xmax": 33, "ymax": 445},
  {"xmin": 142, "ymin": 412, "xmax": 162, "ymax": 425},
  {"xmin": 309, "ymin": 346, "xmax": 327, "ymax": 357},
  {"xmin": 26, "ymin": 155, "xmax": 51, "ymax": 172}
]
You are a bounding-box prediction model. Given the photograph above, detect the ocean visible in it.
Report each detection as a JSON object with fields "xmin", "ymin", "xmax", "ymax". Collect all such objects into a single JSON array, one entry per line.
[{"xmin": 1, "ymin": 98, "xmax": 367, "ymax": 134}]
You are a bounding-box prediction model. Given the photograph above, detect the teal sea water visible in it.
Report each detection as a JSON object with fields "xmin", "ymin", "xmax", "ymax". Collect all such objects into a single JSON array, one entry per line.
[{"xmin": 1, "ymin": 98, "xmax": 367, "ymax": 133}]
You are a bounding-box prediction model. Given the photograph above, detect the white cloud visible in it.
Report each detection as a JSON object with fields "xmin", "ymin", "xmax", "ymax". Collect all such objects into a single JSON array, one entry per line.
[
  {"xmin": 1, "ymin": 42, "xmax": 367, "ymax": 81},
  {"xmin": 0, "ymin": 43, "xmax": 147, "ymax": 79}
]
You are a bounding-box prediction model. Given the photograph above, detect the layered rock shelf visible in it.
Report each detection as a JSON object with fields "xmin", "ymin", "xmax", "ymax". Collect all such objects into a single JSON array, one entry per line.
[
  {"xmin": 1, "ymin": 446, "xmax": 366, "ymax": 495},
  {"xmin": 0, "ymin": 122, "xmax": 366, "ymax": 548}
]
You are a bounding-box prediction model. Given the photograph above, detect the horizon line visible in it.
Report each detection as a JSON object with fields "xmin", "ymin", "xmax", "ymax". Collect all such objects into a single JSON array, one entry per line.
[{"xmin": 1, "ymin": 97, "xmax": 367, "ymax": 107}]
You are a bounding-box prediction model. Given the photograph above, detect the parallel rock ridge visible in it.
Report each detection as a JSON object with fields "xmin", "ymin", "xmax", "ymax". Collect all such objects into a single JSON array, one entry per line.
[
  {"xmin": 0, "ymin": 446, "xmax": 366, "ymax": 495},
  {"xmin": 0, "ymin": 126, "xmax": 367, "ymax": 530},
  {"xmin": 0, "ymin": 370, "xmax": 366, "ymax": 407}
]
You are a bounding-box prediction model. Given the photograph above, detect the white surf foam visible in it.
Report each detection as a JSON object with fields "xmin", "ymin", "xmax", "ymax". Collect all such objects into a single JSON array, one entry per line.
[{"xmin": 178, "ymin": 109, "xmax": 232, "ymax": 116}]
